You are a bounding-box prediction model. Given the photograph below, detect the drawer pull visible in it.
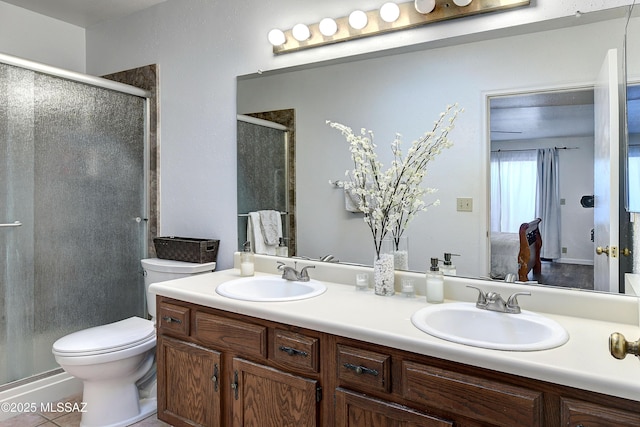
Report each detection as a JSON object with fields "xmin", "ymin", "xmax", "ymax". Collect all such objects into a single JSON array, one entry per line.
[
  {"xmin": 343, "ymin": 362, "xmax": 379, "ymax": 376},
  {"xmin": 279, "ymin": 345, "xmax": 308, "ymax": 357},
  {"xmin": 162, "ymin": 316, "xmax": 182, "ymax": 324}
]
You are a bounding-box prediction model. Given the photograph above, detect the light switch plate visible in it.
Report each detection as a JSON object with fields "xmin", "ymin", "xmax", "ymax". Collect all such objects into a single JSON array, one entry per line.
[{"xmin": 456, "ymin": 197, "xmax": 473, "ymax": 212}]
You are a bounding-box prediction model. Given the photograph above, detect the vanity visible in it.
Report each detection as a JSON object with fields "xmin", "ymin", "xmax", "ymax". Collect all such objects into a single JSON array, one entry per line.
[{"xmin": 150, "ymin": 255, "xmax": 640, "ymax": 427}]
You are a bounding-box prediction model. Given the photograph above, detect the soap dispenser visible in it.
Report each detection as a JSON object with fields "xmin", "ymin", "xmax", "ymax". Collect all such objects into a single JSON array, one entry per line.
[
  {"xmin": 426, "ymin": 257, "xmax": 444, "ymax": 303},
  {"xmin": 440, "ymin": 253, "xmax": 458, "ymax": 276},
  {"xmin": 240, "ymin": 241, "xmax": 255, "ymax": 277},
  {"xmin": 276, "ymin": 237, "xmax": 288, "ymax": 257}
]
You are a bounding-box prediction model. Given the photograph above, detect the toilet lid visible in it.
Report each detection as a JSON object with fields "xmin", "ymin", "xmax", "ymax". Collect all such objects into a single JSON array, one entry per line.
[
  {"xmin": 141, "ymin": 257, "xmax": 217, "ymax": 274},
  {"xmin": 52, "ymin": 316, "xmax": 155, "ymax": 357}
]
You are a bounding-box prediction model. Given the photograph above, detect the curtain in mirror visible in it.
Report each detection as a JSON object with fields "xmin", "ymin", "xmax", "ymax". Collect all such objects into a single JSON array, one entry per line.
[
  {"xmin": 490, "ymin": 150, "xmax": 537, "ymax": 233},
  {"xmin": 536, "ymin": 148, "xmax": 561, "ymax": 259}
]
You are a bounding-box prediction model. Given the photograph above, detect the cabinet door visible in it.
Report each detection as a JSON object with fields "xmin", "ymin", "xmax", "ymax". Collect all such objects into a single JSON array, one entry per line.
[
  {"xmin": 335, "ymin": 388, "xmax": 452, "ymax": 427},
  {"xmin": 232, "ymin": 358, "xmax": 319, "ymax": 427},
  {"xmin": 157, "ymin": 335, "xmax": 221, "ymax": 427}
]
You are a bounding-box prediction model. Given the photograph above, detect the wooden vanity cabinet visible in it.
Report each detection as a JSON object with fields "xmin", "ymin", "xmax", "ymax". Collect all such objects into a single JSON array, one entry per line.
[
  {"xmin": 157, "ymin": 335, "xmax": 221, "ymax": 427},
  {"xmin": 156, "ymin": 297, "xmax": 324, "ymax": 427},
  {"xmin": 156, "ymin": 296, "xmax": 640, "ymax": 427},
  {"xmin": 332, "ymin": 338, "xmax": 543, "ymax": 427}
]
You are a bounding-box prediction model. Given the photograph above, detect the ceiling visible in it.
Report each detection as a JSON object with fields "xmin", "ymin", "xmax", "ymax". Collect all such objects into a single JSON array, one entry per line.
[
  {"xmin": 490, "ymin": 89, "xmax": 595, "ymax": 142},
  {"xmin": 491, "ymin": 87, "xmax": 640, "ymax": 142},
  {"xmin": 2, "ymin": 0, "xmax": 168, "ymax": 28}
]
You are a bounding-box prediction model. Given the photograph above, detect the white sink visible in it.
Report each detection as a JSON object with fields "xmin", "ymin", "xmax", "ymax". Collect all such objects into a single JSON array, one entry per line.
[
  {"xmin": 411, "ymin": 302, "xmax": 569, "ymax": 351},
  {"xmin": 216, "ymin": 276, "xmax": 327, "ymax": 302}
]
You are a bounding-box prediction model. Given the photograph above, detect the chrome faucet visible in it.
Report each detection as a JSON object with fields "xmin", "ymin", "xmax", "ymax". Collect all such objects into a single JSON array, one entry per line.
[
  {"xmin": 467, "ymin": 286, "xmax": 530, "ymax": 314},
  {"xmin": 276, "ymin": 262, "xmax": 315, "ymax": 282}
]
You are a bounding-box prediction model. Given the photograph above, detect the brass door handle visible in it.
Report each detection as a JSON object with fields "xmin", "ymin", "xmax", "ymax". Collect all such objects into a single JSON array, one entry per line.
[
  {"xmin": 622, "ymin": 248, "xmax": 632, "ymax": 257},
  {"xmin": 609, "ymin": 332, "xmax": 640, "ymax": 360},
  {"xmin": 596, "ymin": 246, "xmax": 618, "ymax": 257}
]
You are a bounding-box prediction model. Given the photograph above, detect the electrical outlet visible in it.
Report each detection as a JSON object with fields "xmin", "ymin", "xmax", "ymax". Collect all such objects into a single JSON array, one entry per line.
[{"xmin": 456, "ymin": 197, "xmax": 473, "ymax": 212}]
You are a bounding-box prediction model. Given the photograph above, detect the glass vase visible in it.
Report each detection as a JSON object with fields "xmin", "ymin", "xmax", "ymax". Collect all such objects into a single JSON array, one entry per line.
[
  {"xmin": 374, "ymin": 246, "xmax": 395, "ymax": 296},
  {"xmin": 390, "ymin": 236, "xmax": 409, "ymax": 271}
]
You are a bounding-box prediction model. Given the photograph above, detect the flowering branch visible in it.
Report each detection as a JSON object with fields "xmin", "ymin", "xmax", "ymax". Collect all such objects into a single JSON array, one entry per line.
[{"xmin": 327, "ymin": 104, "xmax": 462, "ymax": 258}]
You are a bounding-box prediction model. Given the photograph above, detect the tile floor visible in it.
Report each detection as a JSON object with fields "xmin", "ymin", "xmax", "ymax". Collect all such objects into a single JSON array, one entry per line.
[{"xmin": 0, "ymin": 394, "xmax": 169, "ymax": 427}]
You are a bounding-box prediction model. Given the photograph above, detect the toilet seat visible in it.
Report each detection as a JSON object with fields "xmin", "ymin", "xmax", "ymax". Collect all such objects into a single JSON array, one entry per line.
[{"xmin": 53, "ymin": 316, "xmax": 155, "ymax": 357}]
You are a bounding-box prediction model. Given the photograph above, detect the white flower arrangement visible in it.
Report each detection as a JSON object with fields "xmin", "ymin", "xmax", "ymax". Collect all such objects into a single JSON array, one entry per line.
[{"xmin": 327, "ymin": 104, "xmax": 462, "ymax": 259}]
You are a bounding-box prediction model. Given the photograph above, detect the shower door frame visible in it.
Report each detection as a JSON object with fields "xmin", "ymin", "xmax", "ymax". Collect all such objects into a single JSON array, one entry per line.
[{"xmin": 0, "ymin": 52, "xmax": 152, "ymax": 389}]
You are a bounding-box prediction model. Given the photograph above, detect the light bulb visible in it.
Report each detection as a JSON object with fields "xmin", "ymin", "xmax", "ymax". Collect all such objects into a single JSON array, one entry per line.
[
  {"xmin": 453, "ymin": 0, "xmax": 473, "ymax": 6},
  {"xmin": 380, "ymin": 2, "xmax": 400, "ymax": 23},
  {"xmin": 319, "ymin": 18, "xmax": 338, "ymax": 36},
  {"xmin": 348, "ymin": 10, "xmax": 368, "ymax": 30},
  {"xmin": 292, "ymin": 23, "xmax": 311, "ymax": 41},
  {"xmin": 414, "ymin": 0, "xmax": 436, "ymax": 14},
  {"xmin": 267, "ymin": 29, "xmax": 286, "ymax": 46}
]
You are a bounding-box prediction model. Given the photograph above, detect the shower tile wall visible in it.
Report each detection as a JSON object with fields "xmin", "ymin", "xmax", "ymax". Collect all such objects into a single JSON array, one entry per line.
[{"xmin": 102, "ymin": 65, "xmax": 159, "ymax": 257}]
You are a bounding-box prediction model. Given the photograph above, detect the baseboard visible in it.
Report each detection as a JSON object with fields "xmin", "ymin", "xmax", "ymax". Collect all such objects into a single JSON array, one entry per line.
[
  {"xmin": 0, "ymin": 372, "xmax": 82, "ymax": 421},
  {"xmin": 552, "ymin": 258, "xmax": 594, "ymax": 266}
]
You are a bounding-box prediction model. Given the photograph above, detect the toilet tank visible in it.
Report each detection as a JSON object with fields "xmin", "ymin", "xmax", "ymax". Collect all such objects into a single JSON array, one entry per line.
[{"xmin": 141, "ymin": 258, "xmax": 216, "ymax": 320}]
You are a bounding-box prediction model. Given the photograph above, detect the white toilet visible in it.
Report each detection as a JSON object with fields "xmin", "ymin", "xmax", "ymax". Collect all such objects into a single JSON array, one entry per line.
[{"xmin": 52, "ymin": 258, "xmax": 216, "ymax": 427}]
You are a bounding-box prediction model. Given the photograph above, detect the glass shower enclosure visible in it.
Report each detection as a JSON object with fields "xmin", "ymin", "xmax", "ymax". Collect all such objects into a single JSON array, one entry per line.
[
  {"xmin": 0, "ymin": 57, "xmax": 149, "ymax": 387},
  {"xmin": 237, "ymin": 116, "xmax": 290, "ymax": 251}
]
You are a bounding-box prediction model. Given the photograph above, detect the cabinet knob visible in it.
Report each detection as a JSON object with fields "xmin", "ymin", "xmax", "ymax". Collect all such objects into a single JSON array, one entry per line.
[
  {"xmin": 609, "ymin": 332, "xmax": 640, "ymax": 360},
  {"xmin": 211, "ymin": 363, "xmax": 219, "ymax": 392},
  {"xmin": 231, "ymin": 370, "xmax": 239, "ymax": 400}
]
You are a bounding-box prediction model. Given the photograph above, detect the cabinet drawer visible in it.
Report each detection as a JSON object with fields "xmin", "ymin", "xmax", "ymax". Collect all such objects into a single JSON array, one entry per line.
[
  {"xmin": 272, "ymin": 329, "xmax": 319, "ymax": 373},
  {"xmin": 157, "ymin": 302, "xmax": 190, "ymax": 337},
  {"xmin": 194, "ymin": 311, "xmax": 267, "ymax": 358},
  {"xmin": 335, "ymin": 388, "xmax": 453, "ymax": 427},
  {"xmin": 561, "ymin": 397, "xmax": 640, "ymax": 426},
  {"xmin": 402, "ymin": 361, "xmax": 542, "ymax": 427},
  {"xmin": 337, "ymin": 344, "xmax": 391, "ymax": 393}
]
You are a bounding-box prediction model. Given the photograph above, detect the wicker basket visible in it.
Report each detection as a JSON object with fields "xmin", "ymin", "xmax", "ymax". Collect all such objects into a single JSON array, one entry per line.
[{"xmin": 154, "ymin": 236, "xmax": 220, "ymax": 263}]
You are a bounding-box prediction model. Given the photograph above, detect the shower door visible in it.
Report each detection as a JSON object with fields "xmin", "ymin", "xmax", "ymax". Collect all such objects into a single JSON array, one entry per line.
[
  {"xmin": 0, "ymin": 63, "xmax": 147, "ymax": 386},
  {"xmin": 237, "ymin": 117, "xmax": 290, "ymax": 251}
]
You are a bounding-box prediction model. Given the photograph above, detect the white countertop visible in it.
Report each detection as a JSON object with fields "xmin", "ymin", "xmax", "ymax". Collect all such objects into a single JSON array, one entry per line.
[{"xmin": 149, "ymin": 255, "xmax": 640, "ymax": 402}]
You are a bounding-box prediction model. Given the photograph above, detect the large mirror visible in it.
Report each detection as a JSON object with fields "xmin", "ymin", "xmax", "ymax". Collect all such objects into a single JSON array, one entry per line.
[
  {"xmin": 237, "ymin": 5, "xmax": 637, "ymax": 293},
  {"xmin": 628, "ymin": 3, "xmax": 640, "ymax": 213}
]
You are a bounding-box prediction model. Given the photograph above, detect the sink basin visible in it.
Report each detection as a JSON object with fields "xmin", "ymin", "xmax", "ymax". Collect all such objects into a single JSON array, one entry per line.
[
  {"xmin": 411, "ymin": 302, "xmax": 569, "ymax": 351},
  {"xmin": 216, "ymin": 276, "xmax": 327, "ymax": 302}
]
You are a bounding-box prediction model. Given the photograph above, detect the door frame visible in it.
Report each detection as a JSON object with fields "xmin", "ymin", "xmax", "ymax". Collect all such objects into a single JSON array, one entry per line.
[{"xmin": 483, "ymin": 82, "xmax": 597, "ymax": 283}]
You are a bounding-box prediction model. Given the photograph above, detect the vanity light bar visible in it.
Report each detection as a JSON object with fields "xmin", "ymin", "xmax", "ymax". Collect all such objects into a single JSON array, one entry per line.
[{"xmin": 270, "ymin": 0, "xmax": 530, "ymax": 54}]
